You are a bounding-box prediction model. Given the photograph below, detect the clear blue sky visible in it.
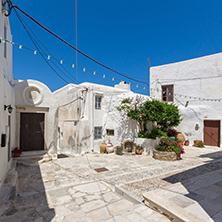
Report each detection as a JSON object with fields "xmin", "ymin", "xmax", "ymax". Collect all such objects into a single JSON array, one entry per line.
[{"xmin": 8, "ymin": 0, "xmax": 222, "ymax": 95}]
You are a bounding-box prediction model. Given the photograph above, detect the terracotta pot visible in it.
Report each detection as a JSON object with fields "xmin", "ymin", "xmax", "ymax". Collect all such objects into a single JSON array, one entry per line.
[
  {"xmin": 177, "ymin": 132, "xmax": 185, "ymax": 144},
  {"xmin": 184, "ymin": 141, "xmax": 189, "ymax": 146},
  {"xmin": 136, "ymin": 149, "xmax": 142, "ymax": 155},
  {"xmin": 100, "ymin": 143, "xmax": 107, "ymax": 153},
  {"xmin": 13, "ymin": 152, "xmax": 21, "ymax": 157}
]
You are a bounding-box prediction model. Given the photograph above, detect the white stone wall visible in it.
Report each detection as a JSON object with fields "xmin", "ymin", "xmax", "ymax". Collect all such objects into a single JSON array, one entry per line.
[
  {"xmin": 150, "ymin": 53, "xmax": 222, "ymax": 147},
  {"xmin": 54, "ymin": 82, "xmax": 150, "ymax": 154},
  {"xmin": 13, "ymin": 79, "xmax": 58, "ymax": 154},
  {"xmin": 0, "ymin": 5, "xmax": 15, "ymax": 187}
]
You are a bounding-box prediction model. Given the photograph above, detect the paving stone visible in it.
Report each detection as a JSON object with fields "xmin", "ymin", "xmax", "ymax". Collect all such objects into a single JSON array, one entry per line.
[
  {"xmin": 169, "ymin": 195, "xmax": 195, "ymax": 208},
  {"xmin": 74, "ymin": 182, "xmax": 108, "ymax": 194},
  {"xmin": 81, "ymin": 199, "xmax": 107, "ymax": 213},
  {"xmin": 212, "ymin": 211, "xmax": 222, "ymax": 222},
  {"xmin": 126, "ymin": 212, "xmax": 147, "ymax": 222},
  {"xmin": 206, "ymin": 184, "xmax": 222, "ymax": 194},
  {"xmin": 195, "ymin": 187, "xmax": 219, "ymax": 200},
  {"xmin": 75, "ymin": 197, "xmax": 84, "ymax": 205},
  {"xmin": 107, "ymin": 199, "xmax": 134, "ymax": 215},
  {"xmin": 87, "ymin": 206, "xmax": 110, "ymax": 221},
  {"xmin": 84, "ymin": 194, "xmax": 101, "ymax": 202},
  {"xmin": 213, "ymin": 194, "xmax": 222, "ymax": 205},
  {"xmin": 102, "ymin": 192, "xmax": 121, "ymax": 203}
]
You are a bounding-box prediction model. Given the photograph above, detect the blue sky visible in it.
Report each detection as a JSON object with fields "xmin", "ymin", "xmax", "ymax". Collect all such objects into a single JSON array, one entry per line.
[{"xmin": 8, "ymin": 0, "xmax": 222, "ymax": 95}]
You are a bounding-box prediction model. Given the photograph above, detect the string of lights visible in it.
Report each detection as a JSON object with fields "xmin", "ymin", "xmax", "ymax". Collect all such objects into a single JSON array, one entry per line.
[
  {"xmin": 6, "ymin": 0, "xmax": 149, "ymax": 86},
  {"xmin": 0, "ymin": 37, "xmax": 148, "ymax": 89}
]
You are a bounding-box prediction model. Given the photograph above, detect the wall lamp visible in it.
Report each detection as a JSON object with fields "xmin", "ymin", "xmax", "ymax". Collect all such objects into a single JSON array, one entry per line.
[{"xmin": 4, "ymin": 105, "xmax": 13, "ymax": 114}]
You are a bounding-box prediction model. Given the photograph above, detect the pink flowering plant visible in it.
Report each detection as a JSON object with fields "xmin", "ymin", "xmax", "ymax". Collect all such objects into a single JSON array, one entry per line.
[
  {"xmin": 155, "ymin": 136, "xmax": 185, "ymax": 156},
  {"xmin": 167, "ymin": 128, "xmax": 178, "ymax": 137}
]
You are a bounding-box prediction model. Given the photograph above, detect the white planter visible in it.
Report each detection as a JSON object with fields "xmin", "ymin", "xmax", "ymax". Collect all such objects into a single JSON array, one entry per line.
[{"xmin": 106, "ymin": 144, "xmax": 114, "ymax": 153}]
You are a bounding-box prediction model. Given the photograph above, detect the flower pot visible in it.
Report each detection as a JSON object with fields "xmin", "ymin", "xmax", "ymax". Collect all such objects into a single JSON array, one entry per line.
[
  {"xmin": 184, "ymin": 141, "xmax": 189, "ymax": 146},
  {"xmin": 100, "ymin": 143, "xmax": 107, "ymax": 153},
  {"xmin": 176, "ymin": 132, "xmax": 185, "ymax": 144},
  {"xmin": 136, "ymin": 149, "xmax": 143, "ymax": 155},
  {"xmin": 13, "ymin": 152, "xmax": 21, "ymax": 157},
  {"xmin": 106, "ymin": 144, "xmax": 114, "ymax": 153}
]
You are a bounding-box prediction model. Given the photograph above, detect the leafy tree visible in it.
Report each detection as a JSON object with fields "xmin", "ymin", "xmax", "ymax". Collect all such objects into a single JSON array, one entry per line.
[{"xmin": 117, "ymin": 97, "xmax": 182, "ymax": 135}]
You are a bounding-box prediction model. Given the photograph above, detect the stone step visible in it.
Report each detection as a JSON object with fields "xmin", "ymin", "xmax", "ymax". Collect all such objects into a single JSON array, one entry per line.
[{"xmin": 143, "ymin": 183, "xmax": 214, "ymax": 222}]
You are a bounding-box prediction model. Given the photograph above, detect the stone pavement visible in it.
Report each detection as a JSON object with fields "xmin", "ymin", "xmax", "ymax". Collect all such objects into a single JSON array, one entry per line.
[{"xmin": 0, "ymin": 145, "xmax": 222, "ymax": 221}]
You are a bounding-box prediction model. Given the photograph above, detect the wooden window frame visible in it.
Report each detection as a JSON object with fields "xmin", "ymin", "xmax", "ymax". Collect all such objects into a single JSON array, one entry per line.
[
  {"xmin": 95, "ymin": 95, "xmax": 102, "ymax": 109},
  {"xmin": 106, "ymin": 129, "xmax": 114, "ymax": 136},
  {"xmin": 162, "ymin": 85, "xmax": 174, "ymax": 102},
  {"xmin": 94, "ymin": 127, "xmax": 102, "ymax": 140}
]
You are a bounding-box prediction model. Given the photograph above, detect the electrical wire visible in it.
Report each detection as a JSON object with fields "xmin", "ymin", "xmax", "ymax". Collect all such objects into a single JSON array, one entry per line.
[
  {"xmin": 7, "ymin": 0, "xmax": 149, "ymax": 86},
  {"xmin": 14, "ymin": 8, "xmax": 77, "ymax": 84}
]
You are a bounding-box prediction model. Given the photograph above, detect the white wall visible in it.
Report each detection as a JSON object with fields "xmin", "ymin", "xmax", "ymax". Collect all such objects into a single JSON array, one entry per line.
[
  {"xmin": 150, "ymin": 53, "xmax": 222, "ymax": 146},
  {"xmin": 54, "ymin": 82, "xmax": 150, "ymax": 154},
  {"xmin": 13, "ymin": 79, "xmax": 58, "ymax": 155},
  {"xmin": 0, "ymin": 4, "xmax": 15, "ymax": 187}
]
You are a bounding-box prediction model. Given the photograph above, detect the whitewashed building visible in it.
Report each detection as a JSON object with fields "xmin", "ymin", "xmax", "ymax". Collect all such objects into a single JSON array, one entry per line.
[
  {"xmin": 150, "ymin": 53, "xmax": 222, "ymax": 147},
  {"xmin": 0, "ymin": 1, "xmax": 15, "ymax": 187},
  {"xmin": 54, "ymin": 81, "xmax": 150, "ymax": 154}
]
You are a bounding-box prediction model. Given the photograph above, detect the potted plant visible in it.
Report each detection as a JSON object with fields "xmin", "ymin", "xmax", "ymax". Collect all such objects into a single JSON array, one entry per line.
[
  {"xmin": 12, "ymin": 147, "xmax": 22, "ymax": 157},
  {"xmin": 136, "ymin": 145, "xmax": 143, "ymax": 155},
  {"xmin": 184, "ymin": 140, "xmax": 189, "ymax": 146},
  {"xmin": 116, "ymin": 146, "xmax": 123, "ymax": 155}
]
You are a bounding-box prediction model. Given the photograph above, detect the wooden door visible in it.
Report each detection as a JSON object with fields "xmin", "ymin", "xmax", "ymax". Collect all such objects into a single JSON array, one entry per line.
[
  {"xmin": 20, "ymin": 113, "xmax": 45, "ymax": 151},
  {"xmin": 204, "ymin": 120, "xmax": 220, "ymax": 147}
]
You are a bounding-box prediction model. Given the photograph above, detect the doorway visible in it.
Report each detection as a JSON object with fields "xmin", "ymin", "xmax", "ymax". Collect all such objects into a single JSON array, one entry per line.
[
  {"xmin": 20, "ymin": 113, "xmax": 45, "ymax": 151},
  {"xmin": 204, "ymin": 120, "xmax": 220, "ymax": 147}
]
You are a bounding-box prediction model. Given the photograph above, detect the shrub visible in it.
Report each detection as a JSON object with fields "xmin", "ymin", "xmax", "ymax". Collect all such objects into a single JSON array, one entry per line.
[
  {"xmin": 138, "ymin": 128, "xmax": 167, "ymax": 139},
  {"xmin": 116, "ymin": 146, "xmax": 123, "ymax": 155},
  {"xmin": 155, "ymin": 136, "xmax": 185, "ymax": 156},
  {"xmin": 197, "ymin": 140, "xmax": 205, "ymax": 148},
  {"xmin": 136, "ymin": 145, "xmax": 143, "ymax": 150},
  {"xmin": 167, "ymin": 128, "xmax": 178, "ymax": 137}
]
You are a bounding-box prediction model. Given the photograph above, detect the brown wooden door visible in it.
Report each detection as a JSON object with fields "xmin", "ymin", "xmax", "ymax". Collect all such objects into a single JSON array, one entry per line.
[
  {"xmin": 20, "ymin": 113, "xmax": 45, "ymax": 151},
  {"xmin": 204, "ymin": 120, "xmax": 220, "ymax": 147}
]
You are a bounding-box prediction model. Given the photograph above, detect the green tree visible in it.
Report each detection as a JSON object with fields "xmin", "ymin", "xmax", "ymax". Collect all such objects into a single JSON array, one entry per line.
[{"xmin": 117, "ymin": 98, "xmax": 182, "ymax": 134}]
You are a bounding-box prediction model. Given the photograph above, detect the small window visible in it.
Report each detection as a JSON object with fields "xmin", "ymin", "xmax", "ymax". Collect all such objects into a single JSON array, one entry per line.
[
  {"xmin": 162, "ymin": 85, "xmax": 174, "ymax": 102},
  {"xmin": 106, "ymin": 129, "xmax": 114, "ymax": 136},
  {"xmin": 95, "ymin": 95, "xmax": 102, "ymax": 109},
  {"xmin": 94, "ymin": 127, "xmax": 102, "ymax": 140}
]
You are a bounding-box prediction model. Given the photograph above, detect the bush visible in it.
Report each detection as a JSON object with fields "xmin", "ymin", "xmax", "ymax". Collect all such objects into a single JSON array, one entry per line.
[
  {"xmin": 155, "ymin": 136, "xmax": 185, "ymax": 156},
  {"xmin": 136, "ymin": 145, "xmax": 143, "ymax": 150},
  {"xmin": 197, "ymin": 140, "xmax": 205, "ymax": 148},
  {"xmin": 167, "ymin": 128, "xmax": 178, "ymax": 137},
  {"xmin": 138, "ymin": 128, "xmax": 167, "ymax": 139},
  {"xmin": 116, "ymin": 146, "xmax": 123, "ymax": 155}
]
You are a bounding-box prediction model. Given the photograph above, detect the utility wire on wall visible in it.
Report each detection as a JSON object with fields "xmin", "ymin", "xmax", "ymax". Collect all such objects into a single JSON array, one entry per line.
[{"xmin": 6, "ymin": 0, "xmax": 149, "ymax": 86}]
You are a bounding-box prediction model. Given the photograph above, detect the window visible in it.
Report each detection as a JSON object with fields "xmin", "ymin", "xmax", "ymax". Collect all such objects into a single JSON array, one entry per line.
[
  {"xmin": 95, "ymin": 95, "xmax": 102, "ymax": 109},
  {"xmin": 106, "ymin": 129, "xmax": 114, "ymax": 136},
  {"xmin": 162, "ymin": 85, "xmax": 174, "ymax": 102},
  {"xmin": 94, "ymin": 127, "xmax": 102, "ymax": 140}
]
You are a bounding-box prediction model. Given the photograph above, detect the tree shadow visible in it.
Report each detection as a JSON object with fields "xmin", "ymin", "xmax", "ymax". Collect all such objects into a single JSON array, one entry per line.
[{"xmin": 163, "ymin": 150, "xmax": 222, "ymax": 219}]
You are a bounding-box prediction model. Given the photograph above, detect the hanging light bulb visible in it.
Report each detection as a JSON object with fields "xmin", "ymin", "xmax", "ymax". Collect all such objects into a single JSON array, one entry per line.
[
  {"xmin": 93, "ymin": 71, "xmax": 96, "ymax": 75},
  {"xmin": 83, "ymin": 68, "xmax": 85, "ymax": 72},
  {"xmin": 136, "ymin": 85, "xmax": 138, "ymax": 88},
  {"xmin": 72, "ymin": 64, "xmax": 75, "ymax": 68},
  {"xmin": 60, "ymin": 60, "xmax": 63, "ymax": 64},
  {"xmin": 143, "ymin": 86, "xmax": 146, "ymax": 90},
  {"xmin": 34, "ymin": 50, "xmax": 37, "ymax": 55},
  {"xmin": 103, "ymin": 74, "xmax": 105, "ymax": 78},
  {"xmin": 47, "ymin": 55, "xmax": 50, "ymax": 60},
  {"xmin": 112, "ymin": 77, "xmax": 114, "ymax": 81},
  {"xmin": 19, "ymin": 45, "xmax": 22, "ymax": 49}
]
